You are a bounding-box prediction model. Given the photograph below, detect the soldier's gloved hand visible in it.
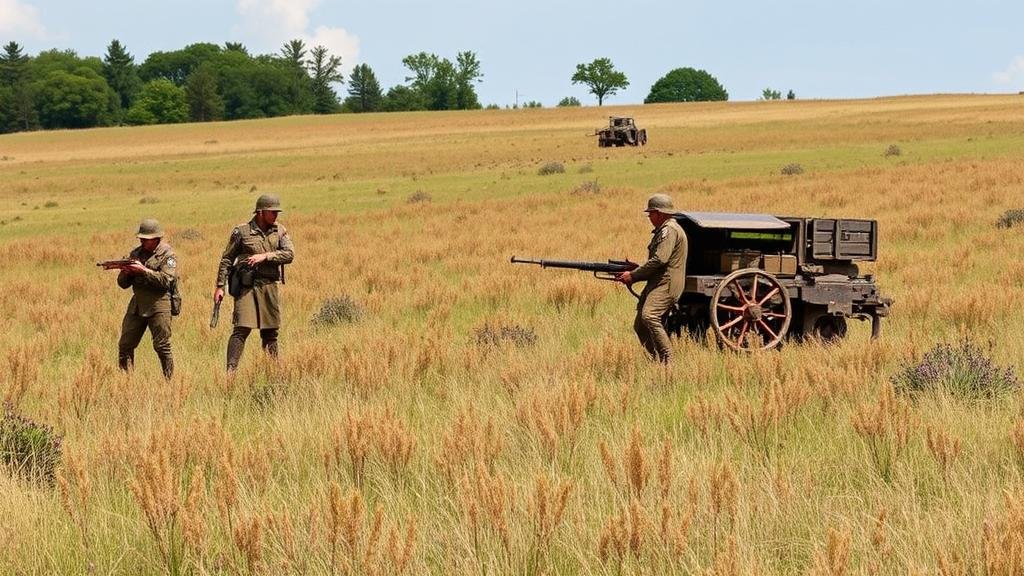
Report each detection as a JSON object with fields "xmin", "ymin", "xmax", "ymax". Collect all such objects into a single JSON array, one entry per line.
[
  {"xmin": 214, "ymin": 288, "xmax": 225, "ymax": 303},
  {"xmin": 125, "ymin": 261, "xmax": 148, "ymax": 275},
  {"xmin": 244, "ymin": 253, "xmax": 268, "ymax": 267},
  {"xmin": 615, "ymin": 271, "xmax": 633, "ymax": 285}
]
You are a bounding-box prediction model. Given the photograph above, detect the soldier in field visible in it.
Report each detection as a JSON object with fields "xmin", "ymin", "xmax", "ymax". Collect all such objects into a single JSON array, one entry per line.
[
  {"xmin": 615, "ymin": 194, "xmax": 688, "ymax": 363},
  {"xmin": 214, "ymin": 194, "xmax": 295, "ymax": 372},
  {"xmin": 103, "ymin": 218, "xmax": 178, "ymax": 378}
]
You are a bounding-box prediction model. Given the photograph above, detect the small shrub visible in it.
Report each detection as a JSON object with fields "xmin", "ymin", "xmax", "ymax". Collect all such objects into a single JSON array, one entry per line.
[
  {"xmin": 780, "ymin": 163, "xmax": 804, "ymax": 176},
  {"xmin": 578, "ymin": 164, "xmax": 594, "ymax": 174},
  {"xmin": 474, "ymin": 323, "xmax": 538, "ymax": 350},
  {"xmin": 0, "ymin": 408, "xmax": 63, "ymax": 484},
  {"xmin": 892, "ymin": 338, "xmax": 1019, "ymax": 397},
  {"xmin": 139, "ymin": 196, "xmax": 160, "ymax": 204},
  {"xmin": 407, "ymin": 190, "xmax": 432, "ymax": 204},
  {"xmin": 571, "ymin": 180, "xmax": 602, "ymax": 195},
  {"xmin": 312, "ymin": 296, "xmax": 365, "ymax": 326},
  {"xmin": 537, "ymin": 162, "xmax": 565, "ymax": 176},
  {"xmin": 557, "ymin": 97, "xmax": 581, "ymax": 107},
  {"xmin": 996, "ymin": 209, "xmax": 1024, "ymax": 229},
  {"xmin": 884, "ymin": 144, "xmax": 902, "ymax": 157},
  {"xmin": 174, "ymin": 228, "xmax": 203, "ymax": 242},
  {"xmin": 43, "ymin": 200, "xmax": 59, "ymax": 208}
]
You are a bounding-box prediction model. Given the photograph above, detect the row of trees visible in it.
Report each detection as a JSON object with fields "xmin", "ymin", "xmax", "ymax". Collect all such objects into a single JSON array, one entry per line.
[
  {"xmin": 568, "ymin": 58, "xmax": 730, "ymax": 106},
  {"xmin": 0, "ymin": 40, "xmax": 486, "ymax": 132},
  {"xmin": 0, "ymin": 39, "xmax": 740, "ymax": 132}
]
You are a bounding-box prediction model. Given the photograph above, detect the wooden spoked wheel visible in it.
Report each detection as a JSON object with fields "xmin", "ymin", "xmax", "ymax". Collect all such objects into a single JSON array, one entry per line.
[{"xmin": 710, "ymin": 268, "xmax": 792, "ymax": 351}]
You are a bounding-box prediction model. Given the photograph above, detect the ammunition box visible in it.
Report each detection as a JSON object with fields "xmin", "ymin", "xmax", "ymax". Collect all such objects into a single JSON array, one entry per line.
[
  {"xmin": 761, "ymin": 254, "xmax": 798, "ymax": 275},
  {"xmin": 720, "ymin": 251, "xmax": 761, "ymax": 272}
]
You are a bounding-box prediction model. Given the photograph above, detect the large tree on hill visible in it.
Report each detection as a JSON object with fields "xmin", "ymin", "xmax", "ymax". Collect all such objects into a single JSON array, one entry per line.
[
  {"xmin": 102, "ymin": 39, "xmax": 141, "ymax": 110},
  {"xmin": 571, "ymin": 58, "xmax": 628, "ymax": 106},
  {"xmin": 307, "ymin": 45, "xmax": 342, "ymax": 113},
  {"xmin": 644, "ymin": 67, "xmax": 728, "ymax": 103},
  {"xmin": 344, "ymin": 63, "xmax": 382, "ymax": 113},
  {"xmin": 185, "ymin": 62, "xmax": 223, "ymax": 121}
]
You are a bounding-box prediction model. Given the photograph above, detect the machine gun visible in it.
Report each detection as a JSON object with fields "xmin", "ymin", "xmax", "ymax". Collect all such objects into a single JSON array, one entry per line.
[{"xmin": 510, "ymin": 256, "xmax": 640, "ymax": 298}]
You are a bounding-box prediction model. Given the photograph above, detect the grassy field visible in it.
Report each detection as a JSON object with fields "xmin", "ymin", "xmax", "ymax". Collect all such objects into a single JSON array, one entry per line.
[{"xmin": 1, "ymin": 94, "xmax": 1024, "ymax": 575}]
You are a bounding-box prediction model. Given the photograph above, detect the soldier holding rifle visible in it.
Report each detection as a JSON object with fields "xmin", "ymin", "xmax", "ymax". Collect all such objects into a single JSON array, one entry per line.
[
  {"xmin": 98, "ymin": 218, "xmax": 178, "ymax": 378},
  {"xmin": 615, "ymin": 194, "xmax": 687, "ymax": 363},
  {"xmin": 213, "ymin": 194, "xmax": 294, "ymax": 372}
]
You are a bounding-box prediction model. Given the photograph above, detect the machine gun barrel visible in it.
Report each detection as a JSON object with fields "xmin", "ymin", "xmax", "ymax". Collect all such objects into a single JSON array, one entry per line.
[
  {"xmin": 510, "ymin": 256, "xmax": 640, "ymax": 298},
  {"xmin": 511, "ymin": 256, "xmax": 636, "ymax": 274}
]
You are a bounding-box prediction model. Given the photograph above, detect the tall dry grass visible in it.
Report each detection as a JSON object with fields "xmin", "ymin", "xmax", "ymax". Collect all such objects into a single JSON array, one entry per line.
[{"xmin": 0, "ymin": 96, "xmax": 1023, "ymax": 573}]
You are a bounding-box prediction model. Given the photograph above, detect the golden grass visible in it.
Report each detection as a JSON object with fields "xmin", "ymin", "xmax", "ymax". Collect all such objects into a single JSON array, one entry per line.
[{"xmin": 1, "ymin": 95, "xmax": 1023, "ymax": 573}]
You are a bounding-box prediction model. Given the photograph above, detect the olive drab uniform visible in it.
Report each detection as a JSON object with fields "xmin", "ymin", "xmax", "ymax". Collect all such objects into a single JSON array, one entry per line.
[
  {"xmin": 216, "ymin": 214, "xmax": 294, "ymax": 371},
  {"xmin": 630, "ymin": 215, "xmax": 687, "ymax": 363},
  {"xmin": 117, "ymin": 243, "xmax": 177, "ymax": 378}
]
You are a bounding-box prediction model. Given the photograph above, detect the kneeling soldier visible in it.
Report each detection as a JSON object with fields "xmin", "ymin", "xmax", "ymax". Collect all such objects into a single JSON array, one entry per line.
[
  {"xmin": 615, "ymin": 194, "xmax": 688, "ymax": 363},
  {"xmin": 112, "ymin": 218, "xmax": 178, "ymax": 378},
  {"xmin": 214, "ymin": 194, "xmax": 295, "ymax": 372}
]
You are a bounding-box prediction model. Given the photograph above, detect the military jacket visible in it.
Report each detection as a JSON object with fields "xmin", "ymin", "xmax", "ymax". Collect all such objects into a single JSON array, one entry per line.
[
  {"xmin": 217, "ymin": 219, "xmax": 294, "ymax": 287},
  {"xmin": 631, "ymin": 218, "xmax": 687, "ymax": 300},
  {"xmin": 216, "ymin": 219, "xmax": 294, "ymax": 329},
  {"xmin": 117, "ymin": 243, "xmax": 177, "ymax": 318}
]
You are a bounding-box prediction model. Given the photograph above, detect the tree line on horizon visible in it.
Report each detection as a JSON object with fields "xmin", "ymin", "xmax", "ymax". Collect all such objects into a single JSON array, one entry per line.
[{"xmin": 0, "ymin": 39, "xmax": 735, "ymax": 133}]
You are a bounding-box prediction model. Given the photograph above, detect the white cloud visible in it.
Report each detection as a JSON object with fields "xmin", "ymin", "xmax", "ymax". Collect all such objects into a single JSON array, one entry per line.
[
  {"xmin": 234, "ymin": 0, "xmax": 360, "ymax": 73},
  {"xmin": 993, "ymin": 56, "xmax": 1024, "ymax": 85},
  {"xmin": 0, "ymin": 0, "xmax": 46, "ymax": 39},
  {"xmin": 304, "ymin": 25, "xmax": 360, "ymax": 74}
]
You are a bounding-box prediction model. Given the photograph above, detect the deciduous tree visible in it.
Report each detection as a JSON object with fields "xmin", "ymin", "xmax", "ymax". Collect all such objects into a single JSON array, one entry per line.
[
  {"xmin": 125, "ymin": 79, "xmax": 188, "ymax": 125},
  {"xmin": 644, "ymin": 67, "xmax": 728, "ymax": 103},
  {"xmin": 571, "ymin": 58, "xmax": 628, "ymax": 106}
]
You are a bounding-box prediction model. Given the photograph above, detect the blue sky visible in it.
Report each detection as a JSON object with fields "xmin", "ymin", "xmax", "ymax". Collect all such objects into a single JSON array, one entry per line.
[{"xmin": 2, "ymin": 0, "xmax": 1022, "ymax": 106}]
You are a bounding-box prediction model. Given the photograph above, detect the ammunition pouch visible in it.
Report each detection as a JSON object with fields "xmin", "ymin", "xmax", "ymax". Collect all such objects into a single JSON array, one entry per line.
[
  {"xmin": 228, "ymin": 263, "xmax": 255, "ymax": 298},
  {"xmin": 169, "ymin": 279, "xmax": 182, "ymax": 317}
]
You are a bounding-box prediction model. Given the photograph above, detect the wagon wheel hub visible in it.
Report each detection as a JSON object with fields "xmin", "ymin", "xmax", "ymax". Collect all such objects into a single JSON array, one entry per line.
[{"xmin": 710, "ymin": 268, "xmax": 792, "ymax": 352}]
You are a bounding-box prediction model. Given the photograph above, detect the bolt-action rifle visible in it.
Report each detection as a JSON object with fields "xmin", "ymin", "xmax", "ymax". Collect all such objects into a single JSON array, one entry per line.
[
  {"xmin": 96, "ymin": 258, "xmax": 138, "ymax": 270},
  {"xmin": 510, "ymin": 256, "xmax": 640, "ymax": 298}
]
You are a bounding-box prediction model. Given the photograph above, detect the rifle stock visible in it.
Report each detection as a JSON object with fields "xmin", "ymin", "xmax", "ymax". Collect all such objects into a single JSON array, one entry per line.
[{"xmin": 96, "ymin": 258, "xmax": 137, "ymax": 270}]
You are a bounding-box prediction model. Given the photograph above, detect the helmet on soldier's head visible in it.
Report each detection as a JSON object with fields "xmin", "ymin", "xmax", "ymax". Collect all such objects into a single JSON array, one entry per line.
[
  {"xmin": 136, "ymin": 218, "xmax": 164, "ymax": 239},
  {"xmin": 254, "ymin": 194, "xmax": 283, "ymax": 213},
  {"xmin": 644, "ymin": 193, "xmax": 675, "ymax": 215}
]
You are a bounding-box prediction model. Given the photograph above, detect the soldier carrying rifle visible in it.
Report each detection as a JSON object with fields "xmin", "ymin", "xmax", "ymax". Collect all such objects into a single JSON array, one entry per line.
[{"xmin": 98, "ymin": 218, "xmax": 179, "ymax": 378}]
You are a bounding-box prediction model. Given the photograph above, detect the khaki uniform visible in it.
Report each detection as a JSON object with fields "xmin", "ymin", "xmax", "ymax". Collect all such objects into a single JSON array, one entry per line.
[
  {"xmin": 117, "ymin": 243, "xmax": 177, "ymax": 377},
  {"xmin": 216, "ymin": 218, "xmax": 294, "ymax": 370},
  {"xmin": 630, "ymin": 218, "xmax": 687, "ymax": 362}
]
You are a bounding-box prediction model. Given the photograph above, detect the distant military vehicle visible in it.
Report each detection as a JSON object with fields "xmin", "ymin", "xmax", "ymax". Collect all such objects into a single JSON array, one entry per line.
[
  {"xmin": 513, "ymin": 211, "xmax": 893, "ymax": 351},
  {"xmin": 595, "ymin": 116, "xmax": 647, "ymax": 147}
]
